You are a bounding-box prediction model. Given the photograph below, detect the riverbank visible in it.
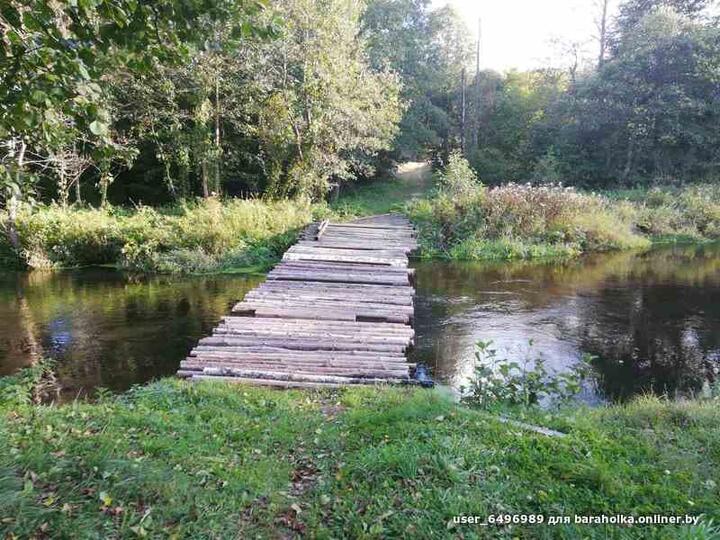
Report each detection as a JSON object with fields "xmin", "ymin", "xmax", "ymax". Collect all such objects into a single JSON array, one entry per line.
[
  {"xmin": 404, "ymin": 155, "xmax": 720, "ymax": 262},
  {"xmin": 0, "ymin": 198, "xmax": 316, "ymax": 274},
  {"xmin": 339, "ymin": 159, "xmax": 720, "ymax": 262},
  {"xmin": 3, "ymin": 167, "xmax": 720, "ymax": 274},
  {"xmin": 1, "ymin": 370, "xmax": 718, "ymax": 538}
]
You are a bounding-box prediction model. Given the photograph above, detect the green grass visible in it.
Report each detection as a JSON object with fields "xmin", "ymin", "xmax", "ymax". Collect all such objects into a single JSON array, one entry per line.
[
  {"xmin": 331, "ymin": 163, "xmax": 433, "ymax": 217},
  {"xmin": 0, "ymin": 198, "xmax": 315, "ymax": 274},
  {"xmin": 406, "ymin": 175, "xmax": 720, "ymax": 263},
  {"xmin": 1, "ymin": 376, "xmax": 719, "ymax": 539}
]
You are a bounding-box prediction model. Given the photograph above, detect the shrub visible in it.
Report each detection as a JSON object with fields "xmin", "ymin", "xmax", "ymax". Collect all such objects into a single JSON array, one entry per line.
[
  {"xmin": 408, "ymin": 178, "xmax": 648, "ymax": 260},
  {"xmin": 437, "ymin": 151, "xmax": 483, "ymax": 199},
  {"xmin": 461, "ymin": 340, "xmax": 592, "ymax": 409},
  {"xmin": 1, "ymin": 198, "xmax": 314, "ymax": 273},
  {"xmin": 624, "ymin": 185, "xmax": 720, "ymax": 240}
]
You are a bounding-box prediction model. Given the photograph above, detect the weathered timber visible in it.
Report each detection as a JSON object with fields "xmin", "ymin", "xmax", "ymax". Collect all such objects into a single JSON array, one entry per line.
[{"xmin": 177, "ymin": 213, "xmax": 419, "ymax": 387}]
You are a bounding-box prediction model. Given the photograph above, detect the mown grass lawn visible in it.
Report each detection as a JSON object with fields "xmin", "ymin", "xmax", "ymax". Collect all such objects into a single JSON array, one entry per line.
[{"xmin": 1, "ymin": 380, "xmax": 719, "ymax": 539}]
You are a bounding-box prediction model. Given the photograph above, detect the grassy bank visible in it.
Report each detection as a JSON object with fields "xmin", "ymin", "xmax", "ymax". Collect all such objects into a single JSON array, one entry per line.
[
  {"xmin": 1, "ymin": 371, "xmax": 719, "ymax": 538},
  {"xmin": 403, "ymin": 155, "xmax": 720, "ymax": 262},
  {"xmin": 0, "ymin": 198, "xmax": 315, "ymax": 274},
  {"xmin": 4, "ymin": 164, "xmax": 720, "ymax": 273}
]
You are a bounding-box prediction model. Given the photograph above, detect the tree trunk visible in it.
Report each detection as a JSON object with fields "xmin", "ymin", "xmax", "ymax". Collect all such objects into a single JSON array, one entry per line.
[
  {"xmin": 597, "ymin": 0, "xmax": 609, "ymax": 68},
  {"xmin": 460, "ymin": 67, "xmax": 466, "ymax": 155},
  {"xmin": 472, "ymin": 18, "xmax": 482, "ymax": 150},
  {"xmin": 59, "ymin": 160, "xmax": 69, "ymax": 208},
  {"xmin": 99, "ymin": 172, "xmax": 111, "ymax": 207},
  {"xmin": 75, "ymin": 174, "xmax": 82, "ymax": 204},
  {"xmin": 214, "ymin": 74, "xmax": 221, "ymax": 195},
  {"xmin": 622, "ymin": 137, "xmax": 635, "ymax": 182},
  {"xmin": 5, "ymin": 139, "xmax": 26, "ymax": 252},
  {"xmin": 201, "ymin": 160, "xmax": 210, "ymax": 198}
]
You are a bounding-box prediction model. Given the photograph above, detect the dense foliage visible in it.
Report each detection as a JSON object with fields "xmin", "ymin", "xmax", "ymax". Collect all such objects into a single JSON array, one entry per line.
[
  {"xmin": 0, "ymin": 198, "xmax": 314, "ymax": 273},
  {"xmin": 408, "ymin": 153, "xmax": 720, "ymax": 261},
  {"xmin": 0, "ymin": 0, "xmax": 403, "ymax": 208},
  {"xmin": 362, "ymin": 0, "xmax": 472, "ymax": 160},
  {"xmin": 464, "ymin": 3, "xmax": 720, "ymax": 186}
]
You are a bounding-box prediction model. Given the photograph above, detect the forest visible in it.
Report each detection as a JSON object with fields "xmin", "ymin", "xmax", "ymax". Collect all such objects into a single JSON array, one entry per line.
[
  {"xmin": 2, "ymin": 0, "xmax": 719, "ymax": 205},
  {"xmin": 2, "ymin": 0, "xmax": 720, "ymax": 272}
]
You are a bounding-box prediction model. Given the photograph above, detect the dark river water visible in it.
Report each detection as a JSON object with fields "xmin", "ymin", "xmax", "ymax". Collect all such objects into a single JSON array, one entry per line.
[
  {"xmin": 0, "ymin": 270, "xmax": 262, "ymax": 397},
  {"xmin": 412, "ymin": 243, "xmax": 720, "ymax": 402},
  {"xmin": 1, "ymin": 243, "xmax": 719, "ymax": 402}
]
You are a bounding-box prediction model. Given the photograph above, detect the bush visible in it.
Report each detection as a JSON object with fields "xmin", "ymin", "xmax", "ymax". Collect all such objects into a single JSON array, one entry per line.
[
  {"xmin": 624, "ymin": 185, "xmax": 720, "ymax": 240},
  {"xmin": 0, "ymin": 198, "xmax": 314, "ymax": 273},
  {"xmin": 408, "ymin": 178, "xmax": 649, "ymax": 260},
  {"xmin": 437, "ymin": 151, "xmax": 483, "ymax": 199},
  {"xmin": 461, "ymin": 340, "xmax": 591, "ymax": 408}
]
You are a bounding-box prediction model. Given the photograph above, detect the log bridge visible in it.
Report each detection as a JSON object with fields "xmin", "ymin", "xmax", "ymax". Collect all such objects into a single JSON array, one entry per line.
[{"xmin": 176, "ymin": 214, "xmax": 421, "ymax": 388}]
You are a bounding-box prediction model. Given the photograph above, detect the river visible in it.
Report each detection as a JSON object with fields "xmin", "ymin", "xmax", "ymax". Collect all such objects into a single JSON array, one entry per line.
[{"xmin": 1, "ymin": 243, "xmax": 719, "ymax": 402}]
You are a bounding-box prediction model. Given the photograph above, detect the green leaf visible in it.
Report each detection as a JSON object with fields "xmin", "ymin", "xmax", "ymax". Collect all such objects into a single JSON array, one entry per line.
[
  {"xmin": 77, "ymin": 63, "xmax": 91, "ymax": 80},
  {"xmin": 89, "ymin": 120, "xmax": 109, "ymax": 136}
]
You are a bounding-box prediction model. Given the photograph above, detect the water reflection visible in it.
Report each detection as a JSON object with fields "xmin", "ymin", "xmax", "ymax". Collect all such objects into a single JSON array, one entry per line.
[
  {"xmin": 0, "ymin": 269, "xmax": 262, "ymax": 396},
  {"xmin": 412, "ymin": 244, "xmax": 720, "ymax": 402},
  {"xmin": 2, "ymin": 245, "xmax": 719, "ymax": 403}
]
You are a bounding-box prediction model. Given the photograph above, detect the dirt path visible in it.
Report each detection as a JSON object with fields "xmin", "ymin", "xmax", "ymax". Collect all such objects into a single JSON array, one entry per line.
[{"xmin": 394, "ymin": 162, "xmax": 433, "ymax": 202}]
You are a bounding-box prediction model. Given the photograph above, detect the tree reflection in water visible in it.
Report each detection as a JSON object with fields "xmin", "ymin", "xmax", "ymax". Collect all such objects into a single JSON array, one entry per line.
[
  {"xmin": 0, "ymin": 269, "xmax": 261, "ymax": 398},
  {"xmin": 413, "ymin": 243, "xmax": 720, "ymax": 402}
]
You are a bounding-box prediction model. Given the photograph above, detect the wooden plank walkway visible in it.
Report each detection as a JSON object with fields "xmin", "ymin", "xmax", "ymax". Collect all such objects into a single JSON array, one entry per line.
[{"xmin": 176, "ymin": 214, "xmax": 420, "ymax": 388}]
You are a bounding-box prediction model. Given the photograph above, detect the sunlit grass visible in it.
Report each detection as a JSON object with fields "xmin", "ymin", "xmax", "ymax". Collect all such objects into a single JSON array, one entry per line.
[
  {"xmin": 332, "ymin": 163, "xmax": 433, "ymax": 217},
  {"xmin": 0, "ymin": 198, "xmax": 314, "ymax": 273}
]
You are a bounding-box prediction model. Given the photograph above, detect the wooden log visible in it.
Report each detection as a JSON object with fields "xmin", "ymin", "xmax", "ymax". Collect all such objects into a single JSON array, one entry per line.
[
  {"xmin": 214, "ymin": 325, "xmax": 413, "ymax": 339},
  {"xmin": 180, "ymin": 362, "xmax": 410, "ymax": 377},
  {"xmin": 297, "ymin": 241, "xmax": 414, "ymax": 253},
  {"xmin": 182, "ymin": 355, "xmax": 411, "ymax": 369},
  {"xmin": 267, "ymin": 272, "xmax": 409, "ymax": 286},
  {"xmin": 196, "ymin": 339, "xmax": 408, "ymax": 354},
  {"xmin": 218, "ymin": 322, "xmax": 414, "ymax": 339},
  {"xmin": 212, "ymin": 331, "xmax": 413, "ymax": 348},
  {"xmin": 203, "ymin": 335, "xmax": 409, "ymax": 351},
  {"xmin": 219, "ymin": 317, "xmax": 414, "ymax": 333},
  {"xmin": 190, "ymin": 347, "xmax": 407, "ymax": 362},
  {"xmin": 198, "ymin": 367, "xmax": 411, "ymax": 385},
  {"xmin": 283, "ymin": 253, "xmax": 407, "ymax": 267},
  {"xmin": 184, "ymin": 356, "xmax": 412, "ymax": 370},
  {"xmin": 288, "ymin": 245, "xmax": 408, "ymax": 257},
  {"xmin": 276, "ymin": 261, "xmax": 412, "ymax": 274},
  {"xmin": 245, "ymin": 307, "xmax": 409, "ymax": 324},
  {"xmin": 217, "ymin": 319, "xmax": 414, "ymax": 334},
  {"xmin": 246, "ymin": 294, "xmax": 413, "ymax": 305},
  {"xmin": 214, "ymin": 327, "xmax": 414, "ymax": 343},
  {"xmin": 186, "ymin": 351, "xmax": 410, "ymax": 364},
  {"xmin": 182, "ymin": 356, "xmax": 412, "ymax": 368},
  {"xmin": 234, "ymin": 298, "xmax": 414, "ymax": 315},
  {"xmin": 253, "ymin": 281, "xmax": 414, "ymax": 297}
]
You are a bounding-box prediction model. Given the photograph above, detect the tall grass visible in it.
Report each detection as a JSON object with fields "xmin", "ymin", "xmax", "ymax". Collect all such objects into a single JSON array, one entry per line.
[
  {"xmin": 628, "ymin": 185, "xmax": 720, "ymax": 240},
  {"xmin": 408, "ymin": 155, "xmax": 720, "ymax": 261},
  {"xmin": 0, "ymin": 198, "xmax": 315, "ymax": 273},
  {"xmin": 409, "ymin": 181, "xmax": 649, "ymax": 260}
]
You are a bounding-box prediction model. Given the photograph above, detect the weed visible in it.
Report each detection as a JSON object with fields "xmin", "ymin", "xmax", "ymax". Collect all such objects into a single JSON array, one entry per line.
[{"xmin": 461, "ymin": 340, "xmax": 592, "ymax": 409}]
